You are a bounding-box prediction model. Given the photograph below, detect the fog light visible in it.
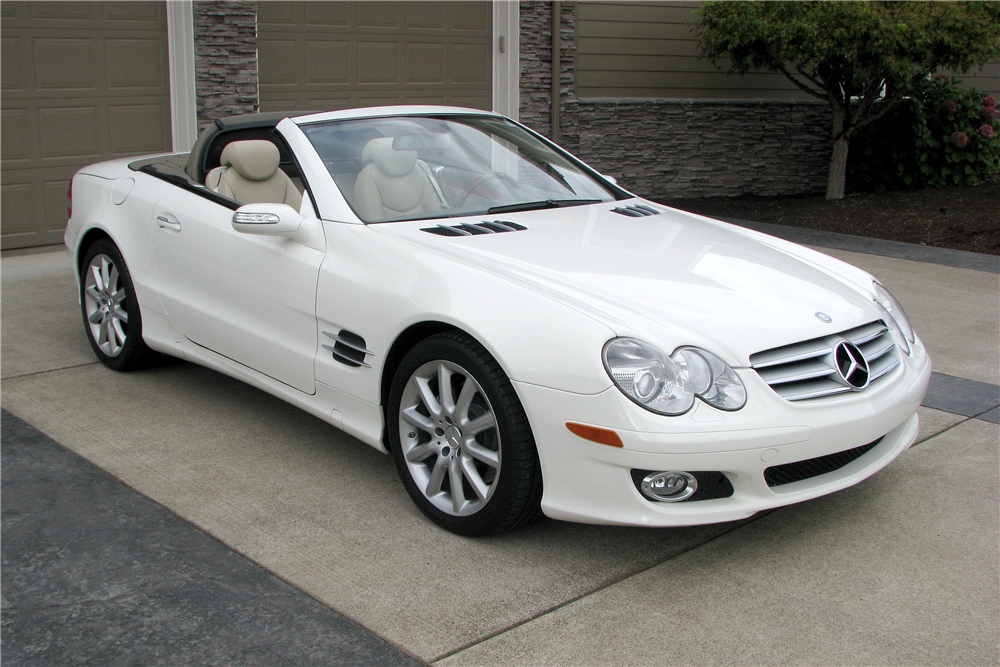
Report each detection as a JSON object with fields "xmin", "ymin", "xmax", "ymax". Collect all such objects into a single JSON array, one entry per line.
[{"xmin": 640, "ymin": 471, "xmax": 698, "ymax": 502}]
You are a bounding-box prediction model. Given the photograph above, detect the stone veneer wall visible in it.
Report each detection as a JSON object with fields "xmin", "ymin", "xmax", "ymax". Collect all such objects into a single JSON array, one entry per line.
[
  {"xmin": 519, "ymin": 1, "xmax": 575, "ymax": 141},
  {"xmin": 518, "ymin": 1, "xmax": 832, "ymax": 200},
  {"xmin": 193, "ymin": 1, "xmax": 259, "ymax": 131}
]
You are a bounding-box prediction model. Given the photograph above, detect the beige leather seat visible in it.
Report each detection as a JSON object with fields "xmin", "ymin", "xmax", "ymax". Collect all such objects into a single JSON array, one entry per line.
[
  {"xmin": 353, "ymin": 138, "xmax": 443, "ymax": 221},
  {"xmin": 206, "ymin": 140, "xmax": 302, "ymax": 209}
]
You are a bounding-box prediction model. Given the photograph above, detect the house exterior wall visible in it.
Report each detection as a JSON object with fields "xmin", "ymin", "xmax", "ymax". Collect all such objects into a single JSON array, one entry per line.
[
  {"xmin": 519, "ymin": 1, "xmax": 831, "ymax": 200},
  {"xmin": 190, "ymin": 1, "xmax": 994, "ymax": 200},
  {"xmin": 574, "ymin": 1, "xmax": 811, "ymax": 100},
  {"xmin": 940, "ymin": 62, "xmax": 1000, "ymax": 98}
]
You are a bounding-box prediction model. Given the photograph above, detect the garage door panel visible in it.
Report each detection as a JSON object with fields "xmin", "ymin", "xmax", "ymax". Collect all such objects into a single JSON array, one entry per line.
[
  {"xmin": 406, "ymin": 95, "xmax": 448, "ymax": 107},
  {"xmin": 452, "ymin": 44, "xmax": 491, "ymax": 84},
  {"xmin": 43, "ymin": 177, "xmax": 72, "ymax": 234},
  {"xmin": 259, "ymin": 1, "xmax": 491, "ymax": 113},
  {"xmin": 450, "ymin": 93, "xmax": 493, "ymax": 109},
  {"xmin": 450, "ymin": 3, "xmax": 491, "ymax": 32},
  {"xmin": 1, "ymin": 1, "xmax": 170, "ymax": 249},
  {"xmin": 406, "ymin": 44, "xmax": 446, "ymax": 84},
  {"xmin": 108, "ymin": 104, "xmax": 169, "ymax": 156},
  {"xmin": 106, "ymin": 38, "xmax": 167, "ymax": 90},
  {"xmin": 33, "ymin": 38, "xmax": 101, "ymax": 91},
  {"xmin": 1, "ymin": 171, "xmax": 70, "ymax": 247},
  {"xmin": 30, "ymin": 2, "xmax": 95, "ymax": 23},
  {"xmin": 38, "ymin": 107, "xmax": 103, "ymax": 161},
  {"xmin": 262, "ymin": 40, "xmax": 300, "ymax": 85},
  {"xmin": 304, "ymin": 3, "xmax": 350, "ymax": 26},
  {"xmin": 1, "ymin": 109, "xmax": 31, "ymax": 163},
  {"xmin": 2, "ymin": 36, "xmax": 26, "ymax": 91},
  {"xmin": 306, "ymin": 42, "xmax": 351, "ymax": 85},
  {"xmin": 356, "ymin": 95, "xmax": 405, "ymax": 109},
  {"xmin": 1, "ymin": 3, "xmax": 25, "ymax": 21},
  {"xmin": 357, "ymin": 42, "xmax": 399, "ymax": 84},
  {"xmin": 1, "ymin": 182, "xmax": 39, "ymax": 237},
  {"xmin": 405, "ymin": 3, "xmax": 446, "ymax": 30},
  {"xmin": 357, "ymin": 2, "xmax": 401, "ymax": 28},
  {"xmin": 103, "ymin": 1, "xmax": 162, "ymax": 24}
]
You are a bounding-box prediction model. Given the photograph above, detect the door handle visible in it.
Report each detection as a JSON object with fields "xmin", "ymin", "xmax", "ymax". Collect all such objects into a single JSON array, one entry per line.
[{"xmin": 156, "ymin": 214, "xmax": 181, "ymax": 231}]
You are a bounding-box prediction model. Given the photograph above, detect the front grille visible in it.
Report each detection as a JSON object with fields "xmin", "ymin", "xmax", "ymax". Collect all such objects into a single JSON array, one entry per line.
[
  {"xmin": 764, "ymin": 438, "xmax": 882, "ymax": 487},
  {"xmin": 421, "ymin": 220, "xmax": 526, "ymax": 236},
  {"xmin": 750, "ymin": 321, "xmax": 900, "ymax": 402}
]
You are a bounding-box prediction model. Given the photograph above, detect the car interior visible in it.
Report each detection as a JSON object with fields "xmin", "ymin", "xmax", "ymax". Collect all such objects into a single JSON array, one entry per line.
[{"xmin": 205, "ymin": 140, "xmax": 303, "ymax": 209}]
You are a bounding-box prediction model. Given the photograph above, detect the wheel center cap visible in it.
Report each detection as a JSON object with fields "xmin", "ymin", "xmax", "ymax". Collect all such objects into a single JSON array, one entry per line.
[{"xmin": 445, "ymin": 426, "xmax": 462, "ymax": 449}]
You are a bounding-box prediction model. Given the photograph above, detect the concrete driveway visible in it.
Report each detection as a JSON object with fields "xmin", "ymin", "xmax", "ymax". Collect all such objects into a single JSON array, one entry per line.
[{"xmin": 2, "ymin": 232, "xmax": 998, "ymax": 665}]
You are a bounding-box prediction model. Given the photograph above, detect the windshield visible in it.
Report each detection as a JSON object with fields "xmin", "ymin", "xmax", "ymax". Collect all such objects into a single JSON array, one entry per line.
[{"xmin": 300, "ymin": 115, "xmax": 619, "ymax": 223}]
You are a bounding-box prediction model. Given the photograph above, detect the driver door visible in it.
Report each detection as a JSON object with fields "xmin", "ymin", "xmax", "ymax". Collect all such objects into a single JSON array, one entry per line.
[{"xmin": 150, "ymin": 187, "xmax": 324, "ymax": 393}]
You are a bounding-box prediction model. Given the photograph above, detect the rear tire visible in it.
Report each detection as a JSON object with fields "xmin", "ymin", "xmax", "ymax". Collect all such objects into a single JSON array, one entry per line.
[
  {"xmin": 80, "ymin": 239, "xmax": 156, "ymax": 371},
  {"xmin": 388, "ymin": 331, "xmax": 543, "ymax": 536}
]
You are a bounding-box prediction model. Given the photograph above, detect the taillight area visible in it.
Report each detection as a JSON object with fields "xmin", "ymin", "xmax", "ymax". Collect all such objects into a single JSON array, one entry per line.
[{"xmin": 67, "ymin": 180, "xmax": 73, "ymax": 221}]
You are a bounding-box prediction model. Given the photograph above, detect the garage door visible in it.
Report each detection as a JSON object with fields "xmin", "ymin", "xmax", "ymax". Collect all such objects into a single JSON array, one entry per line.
[
  {"xmin": 1, "ymin": 2, "xmax": 171, "ymax": 250},
  {"xmin": 257, "ymin": 1, "xmax": 492, "ymax": 113}
]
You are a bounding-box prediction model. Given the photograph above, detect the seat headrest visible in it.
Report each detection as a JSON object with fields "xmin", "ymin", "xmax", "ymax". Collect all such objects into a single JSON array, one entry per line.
[
  {"xmin": 220, "ymin": 140, "xmax": 280, "ymax": 182},
  {"xmin": 361, "ymin": 137, "xmax": 417, "ymax": 177}
]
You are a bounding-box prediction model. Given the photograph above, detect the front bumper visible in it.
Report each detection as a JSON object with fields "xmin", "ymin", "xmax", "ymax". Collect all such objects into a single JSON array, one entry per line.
[{"xmin": 514, "ymin": 338, "xmax": 931, "ymax": 527}]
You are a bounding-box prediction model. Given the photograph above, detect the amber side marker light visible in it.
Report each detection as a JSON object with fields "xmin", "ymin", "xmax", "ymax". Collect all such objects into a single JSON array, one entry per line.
[{"xmin": 566, "ymin": 422, "xmax": 623, "ymax": 448}]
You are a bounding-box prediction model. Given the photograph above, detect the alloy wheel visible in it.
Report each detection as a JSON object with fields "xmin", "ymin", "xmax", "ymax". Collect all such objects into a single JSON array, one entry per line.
[
  {"xmin": 397, "ymin": 360, "xmax": 502, "ymax": 516},
  {"xmin": 83, "ymin": 253, "xmax": 128, "ymax": 357}
]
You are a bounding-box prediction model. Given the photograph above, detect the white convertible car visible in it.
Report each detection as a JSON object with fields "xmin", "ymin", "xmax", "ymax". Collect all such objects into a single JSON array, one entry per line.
[{"xmin": 65, "ymin": 106, "xmax": 931, "ymax": 535}]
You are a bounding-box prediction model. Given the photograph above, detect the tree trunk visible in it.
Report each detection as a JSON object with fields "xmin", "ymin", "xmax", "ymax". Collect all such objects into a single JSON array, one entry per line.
[{"xmin": 826, "ymin": 135, "xmax": 850, "ymax": 200}]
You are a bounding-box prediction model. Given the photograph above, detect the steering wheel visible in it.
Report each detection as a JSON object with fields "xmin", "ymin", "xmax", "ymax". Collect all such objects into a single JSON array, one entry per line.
[{"xmin": 455, "ymin": 172, "xmax": 518, "ymax": 206}]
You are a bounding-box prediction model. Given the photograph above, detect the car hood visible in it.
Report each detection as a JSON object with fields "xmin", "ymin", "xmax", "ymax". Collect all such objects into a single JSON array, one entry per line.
[{"xmin": 370, "ymin": 202, "xmax": 881, "ymax": 365}]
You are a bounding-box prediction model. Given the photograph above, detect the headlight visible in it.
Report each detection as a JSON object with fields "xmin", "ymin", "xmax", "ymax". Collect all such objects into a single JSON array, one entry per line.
[
  {"xmin": 602, "ymin": 338, "xmax": 746, "ymax": 416},
  {"xmin": 873, "ymin": 283, "xmax": 914, "ymax": 355}
]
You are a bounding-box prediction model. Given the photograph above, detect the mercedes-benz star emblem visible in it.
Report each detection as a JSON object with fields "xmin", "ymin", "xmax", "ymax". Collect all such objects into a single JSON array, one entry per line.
[
  {"xmin": 833, "ymin": 341, "xmax": 870, "ymax": 389},
  {"xmin": 815, "ymin": 312, "xmax": 833, "ymax": 323}
]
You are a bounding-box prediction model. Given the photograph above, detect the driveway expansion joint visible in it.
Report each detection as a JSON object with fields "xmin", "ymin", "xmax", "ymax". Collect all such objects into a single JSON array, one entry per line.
[
  {"xmin": 428, "ymin": 513, "xmax": 769, "ymax": 665},
  {"xmin": 2, "ymin": 360, "xmax": 100, "ymax": 381}
]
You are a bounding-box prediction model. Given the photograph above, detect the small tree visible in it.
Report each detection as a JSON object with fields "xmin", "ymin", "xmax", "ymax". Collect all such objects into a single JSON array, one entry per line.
[{"xmin": 696, "ymin": 1, "xmax": 1000, "ymax": 199}]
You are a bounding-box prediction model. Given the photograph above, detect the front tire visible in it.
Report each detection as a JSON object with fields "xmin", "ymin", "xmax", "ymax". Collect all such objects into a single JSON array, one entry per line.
[
  {"xmin": 388, "ymin": 331, "xmax": 542, "ymax": 536},
  {"xmin": 80, "ymin": 239, "xmax": 155, "ymax": 371}
]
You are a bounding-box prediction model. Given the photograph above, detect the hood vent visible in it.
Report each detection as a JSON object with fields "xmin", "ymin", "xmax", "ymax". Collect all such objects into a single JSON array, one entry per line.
[
  {"xmin": 422, "ymin": 220, "xmax": 527, "ymax": 237},
  {"xmin": 323, "ymin": 329, "xmax": 373, "ymax": 368},
  {"xmin": 612, "ymin": 204, "xmax": 661, "ymax": 217}
]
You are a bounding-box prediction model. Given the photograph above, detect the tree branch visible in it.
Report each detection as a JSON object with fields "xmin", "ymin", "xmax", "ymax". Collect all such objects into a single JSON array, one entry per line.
[
  {"xmin": 853, "ymin": 71, "xmax": 930, "ymax": 131},
  {"xmin": 780, "ymin": 67, "xmax": 826, "ymax": 100},
  {"xmin": 849, "ymin": 79, "xmax": 884, "ymax": 127},
  {"xmin": 794, "ymin": 66, "xmax": 825, "ymax": 91}
]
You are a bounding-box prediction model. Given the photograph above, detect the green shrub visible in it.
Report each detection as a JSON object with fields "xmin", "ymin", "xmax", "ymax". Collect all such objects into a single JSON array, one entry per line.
[{"xmin": 849, "ymin": 76, "xmax": 1000, "ymax": 191}]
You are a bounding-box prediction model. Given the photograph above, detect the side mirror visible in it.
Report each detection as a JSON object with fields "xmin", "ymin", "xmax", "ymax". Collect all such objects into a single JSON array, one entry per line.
[
  {"xmin": 602, "ymin": 174, "xmax": 619, "ymax": 185},
  {"xmin": 232, "ymin": 203, "xmax": 303, "ymax": 236}
]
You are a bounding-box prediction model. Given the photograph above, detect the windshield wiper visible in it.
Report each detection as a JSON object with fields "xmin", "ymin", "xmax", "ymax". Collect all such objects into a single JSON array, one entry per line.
[{"xmin": 487, "ymin": 199, "xmax": 601, "ymax": 214}]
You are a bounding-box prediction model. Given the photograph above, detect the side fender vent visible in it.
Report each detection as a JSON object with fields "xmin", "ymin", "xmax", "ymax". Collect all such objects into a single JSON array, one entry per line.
[
  {"xmin": 612, "ymin": 204, "xmax": 661, "ymax": 217},
  {"xmin": 323, "ymin": 329, "xmax": 373, "ymax": 368},
  {"xmin": 421, "ymin": 220, "xmax": 527, "ymax": 237}
]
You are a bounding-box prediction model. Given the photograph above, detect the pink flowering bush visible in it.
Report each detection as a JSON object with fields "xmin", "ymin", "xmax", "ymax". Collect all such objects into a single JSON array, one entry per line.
[{"xmin": 850, "ymin": 76, "xmax": 1000, "ymax": 190}]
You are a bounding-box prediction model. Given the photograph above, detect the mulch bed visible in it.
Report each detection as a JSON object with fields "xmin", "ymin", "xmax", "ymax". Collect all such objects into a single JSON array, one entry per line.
[{"xmin": 660, "ymin": 183, "xmax": 1000, "ymax": 256}]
